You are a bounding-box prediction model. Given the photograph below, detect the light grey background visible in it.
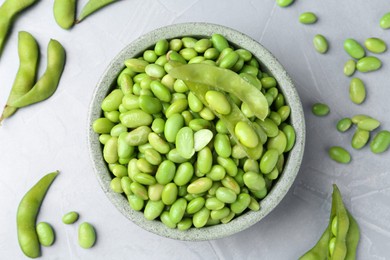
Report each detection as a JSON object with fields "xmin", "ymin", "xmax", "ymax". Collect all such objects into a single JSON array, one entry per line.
[{"xmin": 1, "ymin": 0, "xmax": 389, "ymax": 259}]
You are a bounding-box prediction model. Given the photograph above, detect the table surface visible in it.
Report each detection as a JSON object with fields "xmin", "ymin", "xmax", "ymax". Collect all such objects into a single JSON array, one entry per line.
[{"xmin": 1, "ymin": 0, "xmax": 390, "ymax": 259}]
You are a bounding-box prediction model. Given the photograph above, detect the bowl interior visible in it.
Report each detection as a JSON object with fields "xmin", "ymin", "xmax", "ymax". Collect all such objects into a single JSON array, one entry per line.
[{"xmin": 88, "ymin": 22, "xmax": 305, "ymax": 241}]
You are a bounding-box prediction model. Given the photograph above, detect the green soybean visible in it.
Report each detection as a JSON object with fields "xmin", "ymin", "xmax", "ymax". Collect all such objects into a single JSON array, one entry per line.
[
  {"xmin": 299, "ymin": 12, "xmax": 317, "ymax": 24},
  {"xmin": 36, "ymin": 222, "xmax": 55, "ymax": 247},
  {"xmin": 235, "ymin": 121, "xmax": 259, "ymax": 148},
  {"xmin": 144, "ymin": 200, "xmax": 165, "ymax": 220},
  {"xmin": 193, "ymin": 207, "xmax": 210, "ymax": 228},
  {"xmin": 351, "ymin": 114, "xmax": 371, "ymax": 124},
  {"xmin": 380, "ymin": 12, "xmax": 390, "ymax": 29},
  {"xmin": 357, "ymin": 118, "xmax": 380, "ymax": 131},
  {"xmin": 230, "ymin": 193, "xmax": 251, "ymax": 214},
  {"xmin": 313, "ymin": 34, "xmax": 328, "ymax": 54},
  {"xmin": 197, "ymin": 147, "xmax": 213, "ymax": 174},
  {"xmin": 329, "ymin": 146, "xmax": 351, "ymax": 164},
  {"xmin": 349, "ymin": 78, "xmax": 366, "ymax": 104},
  {"xmin": 62, "ymin": 211, "xmax": 79, "ymax": 224},
  {"xmin": 312, "ymin": 103, "xmax": 330, "ymax": 116},
  {"xmin": 337, "ymin": 118, "xmax": 352, "ymax": 132},
  {"xmin": 364, "ymin": 37, "xmax": 387, "ymax": 54},
  {"xmin": 216, "ymin": 187, "xmax": 237, "ymax": 204},
  {"xmin": 77, "ymin": 0, "xmax": 118, "ymax": 23},
  {"xmin": 93, "ymin": 118, "xmax": 115, "ymax": 134},
  {"xmin": 356, "ymin": 56, "xmax": 382, "ymax": 72},
  {"xmin": 187, "ymin": 177, "xmax": 213, "ymax": 194},
  {"xmin": 205, "ymin": 90, "xmax": 231, "ymax": 115},
  {"xmin": 174, "ymin": 162, "xmax": 194, "ymax": 186},
  {"xmin": 78, "ymin": 222, "xmax": 96, "ymax": 249},
  {"xmin": 343, "ymin": 60, "xmax": 356, "ymax": 77},
  {"xmin": 211, "ymin": 34, "xmax": 229, "ymax": 52},
  {"xmin": 169, "ymin": 198, "xmax": 187, "ymax": 224},
  {"xmin": 344, "ymin": 39, "xmax": 365, "ymax": 59},
  {"xmin": 351, "ymin": 129, "xmax": 370, "ymax": 150},
  {"xmin": 370, "ymin": 130, "xmax": 390, "ymax": 154},
  {"xmin": 267, "ymin": 130, "xmax": 287, "ymax": 154},
  {"xmin": 276, "ymin": 0, "xmax": 294, "ymax": 7},
  {"xmin": 110, "ymin": 177, "xmax": 123, "ymax": 193},
  {"xmin": 177, "ymin": 218, "xmax": 192, "ymax": 230},
  {"xmin": 243, "ymin": 171, "xmax": 266, "ymax": 191},
  {"xmin": 128, "ymin": 194, "xmax": 144, "ymax": 211},
  {"xmin": 175, "ymin": 126, "xmax": 195, "ymax": 159},
  {"xmin": 103, "ymin": 136, "xmax": 118, "ymax": 164},
  {"xmin": 164, "ymin": 113, "xmax": 184, "ymax": 143},
  {"xmin": 282, "ymin": 124, "xmax": 296, "ymax": 152},
  {"xmin": 260, "ymin": 149, "xmax": 279, "ymax": 174},
  {"xmin": 120, "ymin": 109, "xmax": 153, "ymax": 128},
  {"xmin": 139, "ymin": 95, "xmax": 162, "ymax": 114},
  {"xmin": 194, "ymin": 129, "xmax": 213, "ymax": 151},
  {"xmin": 162, "ymin": 183, "xmax": 178, "ymax": 205}
]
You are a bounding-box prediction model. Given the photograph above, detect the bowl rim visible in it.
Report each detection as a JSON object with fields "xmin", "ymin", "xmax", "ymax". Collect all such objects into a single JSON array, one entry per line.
[{"xmin": 87, "ymin": 22, "xmax": 305, "ymax": 241}]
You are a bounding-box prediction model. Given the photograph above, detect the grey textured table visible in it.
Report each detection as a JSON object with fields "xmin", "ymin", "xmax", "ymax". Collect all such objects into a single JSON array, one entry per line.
[{"xmin": 1, "ymin": 0, "xmax": 389, "ymax": 259}]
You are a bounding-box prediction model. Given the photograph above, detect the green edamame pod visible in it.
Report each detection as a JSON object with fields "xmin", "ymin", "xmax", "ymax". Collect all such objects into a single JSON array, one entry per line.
[
  {"xmin": 0, "ymin": 0, "xmax": 38, "ymax": 56},
  {"xmin": 53, "ymin": 0, "xmax": 76, "ymax": 29},
  {"xmin": 169, "ymin": 64, "xmax": 269, "ymax": 120},
  {"xmin": 10, "ymin": 39, "xmax": 66, "ymax": 108},
  {"xmin": 1, "ymin": 31, "xmax": 39, "ymax": 122},
  {"xmin": 77, "ymin": 0, "xmax": 118, "ymax": 23},
  {"xmin": 17, "ymin": 171, "xmax": 59, "ymax": 258},
  {"xmin": 299, "ymin": 224, "xmax": 331, "ymax": 260}
]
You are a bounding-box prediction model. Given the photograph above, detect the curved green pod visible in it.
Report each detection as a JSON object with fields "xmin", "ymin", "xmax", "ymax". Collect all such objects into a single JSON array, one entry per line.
[
  {"xmin": 1, "ymin": 31, "xmax": 39, "ymax": 122},
  {"xmin": 17, "ymin": 171, "xmax": 59, "ymax": 258},
  {"xmin": 77, "ymin": 0, "xmax": 118, "ymax": 23},
  {"xmin": 0, "ymin": 0, "xmax": 38, "ymax": 56},
  {"xmin": 10, "ymin": 39, "xmax": 66, "ymax": 108}
]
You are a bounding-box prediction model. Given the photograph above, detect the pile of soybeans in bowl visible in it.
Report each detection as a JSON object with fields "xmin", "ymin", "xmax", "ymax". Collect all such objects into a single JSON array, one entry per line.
[{"xmin": 88, "ymin": 23, "xmax": 304, "ymax": 240}]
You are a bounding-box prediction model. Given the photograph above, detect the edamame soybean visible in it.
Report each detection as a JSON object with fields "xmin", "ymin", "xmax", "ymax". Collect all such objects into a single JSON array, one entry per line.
[
  {"xmin": 336, "ymin": 118, "xmax": 352, "ymax": 132},
  {"xmin": 343, "ymin": 60, "xmax": 356, "ymax": 77},
  {"xmin": 380, "ymin": 12, "xmax": 390, "ymax": 29},
  {"xmin": 364, "ymin": 37, "xmax": 387, "ymax": 54},
  {"xmin": 370, "ymin": 130, "xmax": 390, "ymax": 154},
  {"xmin": 312, "ymin": 103, "xmax": 330, "ymax": 116},
  {"xmin": 299, "ymin": 12, "xmax": 317, "ymax": 24},
  {"xmin": 77, "ymin": 0, "xmax": 118, "ymax": 23},
  {"xmin": 356, "ymin": 56, "xmax": 382, "ymax": 72},
  {"xmin": 313, "ymin": 34, "xmax": 329, "ymax": 54},
  {"xmin": 78, "ymin": 222, "xmax": 96, "ymax": 249},
  {"xmin": 329, "ymin": 146, "xmax": 351, "ymax": 164},
  {"xmin": 62, "ymin": 211, "xmax": 79, "ymax": 224},
  {"xmin": 36, "ymin": 222, "xmax": 55, "ymax": 247},
  {"xmin": 343, "ymin": 39, "xmax": 365, "ymax": 59},
  {"xmin": 349, "ymin": 78, "xmax": 366, "ymax": 104}
]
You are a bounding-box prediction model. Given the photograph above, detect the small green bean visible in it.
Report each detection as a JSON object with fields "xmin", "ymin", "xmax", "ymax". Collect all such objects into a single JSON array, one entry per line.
[
  {"xmin": 329, "ymin": 146, "xmax": 351, "ymax": 164},
  {"xmin": 36, "ymin": 222, "xmax": 55, "ymax": 247},
  {"xmin": 312, "ymin": 103, "xmax": 330, "ymax": 116},
  {"xmin": 299, "ymin": 12, "xmax": 317, "ymax": 24},
  {"xmin": 144, "ymin": 200, "xmax": 165, "ymax": 220},
  {"xmin": 313, "ymin": 34, "xmax": 329, "ymax": 54},
  {"xmin": 276, "ymin": 0, "xmax": 294, "ymax": 7},
  {"xmin": 370, "ymin": 130, "xmax": 390, "ymax": 154},
  {"xmin": 62, "ymin": 211, "xmax": 79, "ymax": 224},
  {"xmin": 162, "ymin": 183, "xmax": 178, "ymax": 205},
  {"xmin": 351, "ymin": 129, "xmax": 370, "ymax": 150},
  {"xmin": 343, "ymin": 60, "xmax": 356, "ymax": 77},
  {"xmin": 356, "ymin": 56, "xmax": 382, "ymax": 72},
  {"xmin": 336, "ymin": 118, "xmax": 352, "ymax": 132},
  {"xmin": 364, "ymin": 37, "xmax": 387, "ymax": 54},
  {"xmin": 349, "ymin": 78, "xmax": 366, "ymax": 104},
  {"xmin": 78, "ymin": 222, "xmax": 96, "ymax": 249},
  {"xmin": 357, "ymin": 118, "xmax": 380, "ymax": 131},
  {"xmin": 344, "ymin": 39, "xmax": 365, "ymax": 59},
  {"xmin": 380, "ymin": 12, "xmax": 390, "ymax": 29}
]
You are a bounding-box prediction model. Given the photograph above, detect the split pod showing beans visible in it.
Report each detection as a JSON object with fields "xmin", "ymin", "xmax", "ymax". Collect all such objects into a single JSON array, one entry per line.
[
  {"xmin": 93, "ymin": 34, "xmax": 297, "ymax": 229},
  {"xmin": 299, "ymin": 184, "xmax": 360, "ymax": 260}
]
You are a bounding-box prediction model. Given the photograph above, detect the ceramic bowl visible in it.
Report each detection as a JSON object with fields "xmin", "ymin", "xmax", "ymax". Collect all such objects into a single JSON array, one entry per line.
[{"xmin": 88, "ymin": 22, "xmax": 305, "ymax": 241}]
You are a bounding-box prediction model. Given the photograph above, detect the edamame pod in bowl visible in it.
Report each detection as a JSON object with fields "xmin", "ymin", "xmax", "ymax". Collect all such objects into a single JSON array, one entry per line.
[{"xmin": 88, "ymin": 23, "xmax": 305, "ymax": 241}]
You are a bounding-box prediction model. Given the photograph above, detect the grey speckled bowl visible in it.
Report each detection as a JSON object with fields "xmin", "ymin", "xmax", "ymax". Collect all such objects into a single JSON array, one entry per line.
[{"xmin": 88, "ymin": 22, "xmax": 305, "ymax": 241}]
